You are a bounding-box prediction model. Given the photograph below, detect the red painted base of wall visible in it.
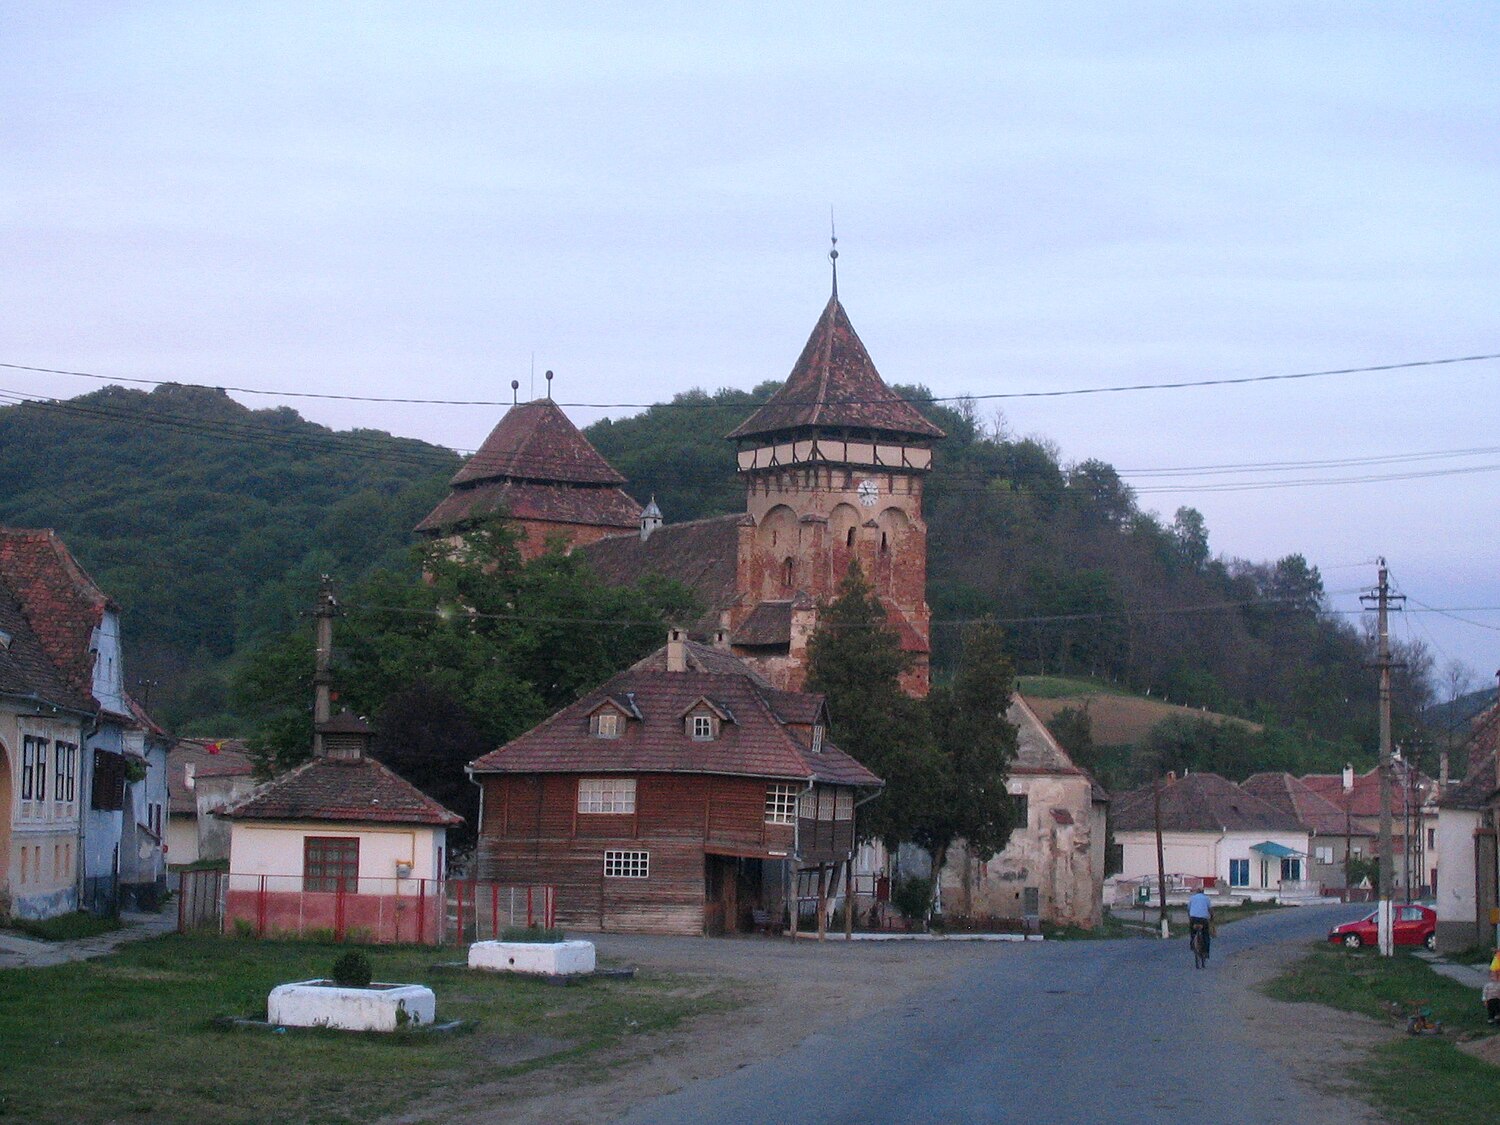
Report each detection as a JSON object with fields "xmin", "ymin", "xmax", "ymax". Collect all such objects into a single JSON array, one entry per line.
[{"xmin": 225, "ymin": 889, "xmax": 444, "ymax": 945}]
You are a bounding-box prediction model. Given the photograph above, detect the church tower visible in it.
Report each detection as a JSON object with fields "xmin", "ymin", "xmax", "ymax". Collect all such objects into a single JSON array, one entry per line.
[{"xmin": 725, "ymin": 291, "xmax": 944, "ymax": 696}]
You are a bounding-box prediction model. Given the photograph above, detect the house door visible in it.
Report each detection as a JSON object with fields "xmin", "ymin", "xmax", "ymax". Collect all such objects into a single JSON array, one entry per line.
[{"xmin": 704, "ymin": 855, "xmax": 738, "ymax": 936}]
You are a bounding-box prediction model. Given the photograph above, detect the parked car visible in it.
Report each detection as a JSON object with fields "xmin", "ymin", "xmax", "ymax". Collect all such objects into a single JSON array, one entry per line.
[{"xmin": 1328, "ymin": 904, "xmax": 1436, "ymax": 950}]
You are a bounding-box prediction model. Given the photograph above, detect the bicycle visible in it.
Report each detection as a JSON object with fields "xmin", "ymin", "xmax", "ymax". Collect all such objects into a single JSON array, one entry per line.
[{"xmin": 1189, "ymin": 921, "xmax": 1210, "ymax": 969}]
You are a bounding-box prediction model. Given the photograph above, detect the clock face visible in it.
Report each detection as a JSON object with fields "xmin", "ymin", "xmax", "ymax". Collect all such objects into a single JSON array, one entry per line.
[{"xmin": 857, "ymin": 479, "xmax": 879, "ymax": 507}]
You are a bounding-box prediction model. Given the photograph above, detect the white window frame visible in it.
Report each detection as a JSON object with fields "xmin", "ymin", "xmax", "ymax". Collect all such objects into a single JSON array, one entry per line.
[
  {"xmin": 1314, "ymin": 845, "xmax": 1334, "ymax": 865},
  {"xmin": 591, "ymin": 711, "xmax": 622, "ymax": 739},
  {"xmin": 604, "ymin": 849, "xmax": 649, "ymax": 878},
  {"xmin": 765, "ymin": 783, "xmax": 798, "ymax": 825},
  {"xmin": 578, "ymin": 777, "xmax": 636, "ymax": 815},
  {"xmin": 811, "ymin": 725, "xmax": 824, "ymax": 753},
  {"xmin": 689, "ymin": 713, "xmax": 715, "ymax": 741}
]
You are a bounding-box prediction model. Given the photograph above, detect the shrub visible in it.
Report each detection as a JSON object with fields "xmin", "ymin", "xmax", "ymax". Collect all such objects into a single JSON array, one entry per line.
[
  {"xmin": 891, "ymin": 877, "xmax": 933, "ymax": 923},
  {"xmin": 330, "ymin": 950, "xmax": 373, "ymax": 987}
]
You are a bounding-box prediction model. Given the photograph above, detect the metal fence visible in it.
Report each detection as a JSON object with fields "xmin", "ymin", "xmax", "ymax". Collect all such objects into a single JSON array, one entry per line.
[{"xmin": 214, "ymin": 874, "xmax": 557, "ymax": 945}]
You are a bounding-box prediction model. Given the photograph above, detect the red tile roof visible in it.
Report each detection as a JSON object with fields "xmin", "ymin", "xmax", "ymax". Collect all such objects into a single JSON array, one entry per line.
[
  {"xmin": 727, "ymin": 295, "xmax": 945, "ymax": 442},
  {"xmin": 1113, "ymin": 773, "xmax": 1303, "ymax": 834},
  {"xmin": 0, "ymin": 528, "xmax": 112, "ymax": 701},
  {"xmin": 415, "ymin": 478, "xmax": 642, "ymax": 535},
  {"xmin": 451, "ymin": 399, "xmax": 626, "ymax": 487},
  {"xmin": 1242, "ymin": 772, "xmax": 1350, "ymax": 835},
  {"xmin": 223, "ymin": 754, "xmax": 462, "ymax": 827},
  {"xmin": 0, "ymin": 574, "xmax": 92, "ymax": 713},
  {"xmin": 470, "ymin": 641, "xmax": 880, "ymax": 788},
  {"xmin": 1300, "ymin": 766, "xmax": 1434, "ymax": 819}
]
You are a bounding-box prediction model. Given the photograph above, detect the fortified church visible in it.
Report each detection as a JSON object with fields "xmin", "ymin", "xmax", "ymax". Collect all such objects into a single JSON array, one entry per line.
[{"xmin": 418, "ymin": 284, "xmax": 944, "ymax": 698}]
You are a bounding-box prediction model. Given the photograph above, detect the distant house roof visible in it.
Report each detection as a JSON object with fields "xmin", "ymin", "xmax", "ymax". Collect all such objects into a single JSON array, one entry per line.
[
  {"xmin": 726, "ymin": 295, "xmax": 945, "ymax": 442},
  {"xmin": 222, "ymin": 754, "xmax": 462, "ymax": 827},
  {"xmin": 0, "ymin": 527, "xmax": 113, "ymax": 703},
  {"xmin": 451, "ymin": 399, "xmax": 626, "ymax": 487},
  {"xmin": 470, "ymin": 640, "xmax": 879, "ymax": 788},
  {"xmin": 168, "ymin": 738, "xmax": 254, "ymax": 814},
  {"xmin": 1242, "ymin": 772, "xmax": 1349, "ymax": 835},
  {"xmin": 577, "ymin": 513, "xmax": 745, "ymax": 614},
  {"xmin": 1300, "ymin": 766, "xmax": 1435, "ymax": 819},
  {"xmin": 1112, "ymin": 773, "xmax": 1302, "ymax": 834}
]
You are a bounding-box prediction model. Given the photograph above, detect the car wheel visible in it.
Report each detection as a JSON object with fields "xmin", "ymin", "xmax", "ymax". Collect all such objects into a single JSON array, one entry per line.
[
  {"xmin": 1424, "ymin": 932, "xmax": 1436, "ymax": 951},
  {"xmin": 1343, "ymin": 932, "xmax": 1363, "ymax": 949}
]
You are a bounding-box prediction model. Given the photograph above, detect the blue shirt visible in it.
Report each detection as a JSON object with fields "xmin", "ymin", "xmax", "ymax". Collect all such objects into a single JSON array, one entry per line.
[{"xmin": 1187, "ymin": 892, "xmax": 1213, "ymax": 919}]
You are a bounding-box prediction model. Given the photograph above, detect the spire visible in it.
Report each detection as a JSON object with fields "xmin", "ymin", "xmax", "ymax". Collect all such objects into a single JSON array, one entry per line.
[{"xmin": 829, "ymin": 209, "xmax": 839, "ymax": 300}]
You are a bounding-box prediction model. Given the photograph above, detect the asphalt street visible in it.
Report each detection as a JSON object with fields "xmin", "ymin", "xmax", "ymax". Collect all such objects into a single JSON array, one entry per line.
[{"xmin": 617, "ymin": 904, "xmax": 1355, "ymax": 1125}]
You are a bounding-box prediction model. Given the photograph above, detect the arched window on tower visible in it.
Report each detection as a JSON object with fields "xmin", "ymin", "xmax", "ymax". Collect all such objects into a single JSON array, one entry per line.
[
  {"xmin": 782, "ymin": 557, "xmax": 795, "ymax": 589},
  {"xmin": 846, "ymin": 527, "xmax": 855, "ymax": 548},
  {"xmin": 880, "ymin": 532, "xmax": 889, "ymax": 554}
]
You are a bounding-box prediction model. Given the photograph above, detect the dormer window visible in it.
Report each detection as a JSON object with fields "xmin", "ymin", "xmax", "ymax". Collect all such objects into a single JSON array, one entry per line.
[
  {"xmin": 689, "ymin": 713, "xmax": 716, "ymax": 741},
  {"xmin": 592, "ymin": 712, "xmax": 622, "ymax": 739},
  {"xmin": 811, "ymin": 724, "xmax": 824, "ymax": 753}
]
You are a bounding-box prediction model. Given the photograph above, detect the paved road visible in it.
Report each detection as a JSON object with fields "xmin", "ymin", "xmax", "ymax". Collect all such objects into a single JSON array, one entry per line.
[{"xmin": 619, "ymin": 905, "xmax": 1354, "ymax": 1125}]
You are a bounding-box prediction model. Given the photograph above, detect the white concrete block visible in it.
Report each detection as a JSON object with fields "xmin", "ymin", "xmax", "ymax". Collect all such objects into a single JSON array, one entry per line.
[
  {"xmin": 268, "ymin": 980, "xmax": 435, "ymax": 1031},
  {"xmin": 468, "ymin": 939, "xmax": 596, "ymax": 976}
]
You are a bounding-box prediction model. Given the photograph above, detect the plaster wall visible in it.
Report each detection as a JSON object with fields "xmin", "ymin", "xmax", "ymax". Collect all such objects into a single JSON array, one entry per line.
[
  {"xmin": 167, "ymin": 814, "xmax": 200, "ymax": 866},
  {"xmin": 1435, "ymin": 807, "xmax": 1481, "ymax": 951},
  {"xmin": 229, "ymin": 821, "xmax": 446, "ymax": 891},
  {"xmin": 2, "ymin": 710, "xmax": 85, "ymax": 919}
]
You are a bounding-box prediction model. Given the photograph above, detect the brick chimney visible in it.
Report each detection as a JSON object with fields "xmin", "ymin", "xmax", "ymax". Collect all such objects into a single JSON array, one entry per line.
[{"xmin": 666, "ymin": 628, "xmax": 687, "ymax": 673}]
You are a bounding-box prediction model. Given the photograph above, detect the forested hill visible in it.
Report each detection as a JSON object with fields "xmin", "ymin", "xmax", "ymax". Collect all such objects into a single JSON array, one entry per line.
[
  {"xmin": 0, "ymin": 385, "xmax": 458, "ymax": 727},
  {"xmin": 587, "ymin": 386, "xmax": 1435, "ymax": 762}
]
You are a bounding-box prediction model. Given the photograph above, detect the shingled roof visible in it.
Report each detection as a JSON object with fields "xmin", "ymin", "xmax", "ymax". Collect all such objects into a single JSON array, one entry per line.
[
  {"xmin": 415, "ymin": 478, "xmax": 642, "ymax": 535},
  {"xmin": 578, "ymin": 514, "xmax": 744, "ymax": 614},
  {"xmin": 451, "ymin": 399, "xmax": 626, "ymax": 487},
  {"xmin": 1113, "ymin": 772, "xmax": 1302, "ymax": 834},
  {"xmin": 1242, "ymin": 772, "xmax": 1350, "ymax": 835},
  {"xmin": 727, "ymin": 295, "xmax": 945, "ymax": 442},
  {"xmin": 222, "ymin": 754, "xmax": 462, "ymax": 827},
  {"xmin": 470, "ymin": 640, "xmax": 881, "ymax": 788},
  {"xmin": 0, "ymin": 528, "xmax": 113, "ymax": 702}
]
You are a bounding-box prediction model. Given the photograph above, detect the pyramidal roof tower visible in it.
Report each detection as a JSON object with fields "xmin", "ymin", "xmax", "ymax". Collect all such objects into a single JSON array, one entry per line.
[{"xmin": 416, "ymin": 374, "xmax": 642, "ymax": 560}]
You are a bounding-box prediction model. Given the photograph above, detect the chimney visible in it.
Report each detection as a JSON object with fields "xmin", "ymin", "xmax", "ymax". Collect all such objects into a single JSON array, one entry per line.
[
  {"xmin": 640, "ymin": 496, "xmax": 663, "ymax": 541},
  {"xmin": 1342, "ymin": 764, "xmax": 1354, "ymax": 792},
  {"xmin": 666, "ymin": 628, "xmax": 687, "ymax": 673},
  {"xmin": 711, "ymin": 628, "xmax": 730, "ymax": 651}
]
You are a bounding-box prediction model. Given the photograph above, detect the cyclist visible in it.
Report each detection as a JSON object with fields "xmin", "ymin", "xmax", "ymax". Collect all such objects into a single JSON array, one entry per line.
[{"xmin": 1187, "ymin": 887, "xmax": 1214, "ymax": 961}]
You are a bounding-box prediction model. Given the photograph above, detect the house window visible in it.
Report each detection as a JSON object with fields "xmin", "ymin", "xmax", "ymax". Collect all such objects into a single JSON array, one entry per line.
[
  {"xmin": 811, "ymin": 725, "xmax": 824, "ymax": 753},
  {"xmin": 689, "ymin": 713, "xmax": 716, "ymax": 741},
  {"xmin": 21, "ymin": 736, "xmax": 42, "ymax": 800},
  {"xmin": 765, "ymin": 783, "xmax": 798, "ymax": 825},
  {"xmin": 835, "ymin": 788, "xmax": 853, "ymax": 821},
  {"xmin": 591, "ymin": 711, "xmax": 622, "ymax": 739},
  {"xmin": 1314, "ymin": 846, "xmax": 1334, "ymax": 864},
  {"xmin": 1279, "ymin": 857, "xmax": 1301, "ymax": 882},
  {"xmin": 604, "ymin": 850, "xmax": 649, "ymax": 878},
  {"xmin": 91, "ymin": 750, "xmax": 126, "ymax": 811},
  {"xmin": 33, "ymin": 739, "xmax": 48, "ymax": 802},
  {"xmin": 1229, "ymin": 859, "xmax": 1249, "ymax": 887},
  {"xmin": 303, "ymin": 836, "xmax": 359, "ymax": 893},
  {"xmin": 578, "ymin": 778, "xmax": 636, "ymax": 814},
  {"xmin": 1427, "ymin": 828, "xmax": 1435, "ymax": 850},
  {"xmin": 1009, "ymin": 793, "xmax": 1028, "ymax": 828},
  {"xmin": 54, "ymin": 743, "xmax": 77, "ymax": 803}
]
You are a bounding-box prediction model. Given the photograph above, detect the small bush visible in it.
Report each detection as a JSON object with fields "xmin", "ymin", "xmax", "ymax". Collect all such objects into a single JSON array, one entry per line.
[
  {"xmin": 330, "ymin": 950, "xmax": 373, "ymax": 987},
  {"xmin": 498, "ymin": 925, "xmax": 565, "ymax": 943},
  {"xmin": 891, "ymin": 877, "xmax": 932, "ymax": 923}
]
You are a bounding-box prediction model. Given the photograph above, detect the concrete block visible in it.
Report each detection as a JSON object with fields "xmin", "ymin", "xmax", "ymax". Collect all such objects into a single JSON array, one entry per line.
[
  {"xmin": 268, "ymin": 980, "xmax": 435, "ymax": 1031},
  {"xmin": 468, "ymin": 939, "xmax": 596, "ymax": 976}
]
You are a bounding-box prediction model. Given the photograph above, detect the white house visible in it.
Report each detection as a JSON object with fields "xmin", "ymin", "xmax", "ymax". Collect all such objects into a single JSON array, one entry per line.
[
  {"xmin": 1111, "ymin": 772, "xmax": 1311, "ymax": 904},
  {"xmin": 167, "ymin": 738, "xmax": 255, "ymax": 867},
  {"xmin": 1435, "ymin": 703, "xmax": 1499, "ymax": 952}
]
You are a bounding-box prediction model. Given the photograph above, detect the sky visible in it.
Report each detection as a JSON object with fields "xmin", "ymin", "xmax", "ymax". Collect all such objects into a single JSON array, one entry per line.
[{"xmin": 2, "ymin": 2, "xmax": 1498, "ymax": 690}]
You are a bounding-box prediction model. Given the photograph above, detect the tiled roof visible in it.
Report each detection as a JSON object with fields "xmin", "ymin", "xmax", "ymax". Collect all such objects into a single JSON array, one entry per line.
[
  {"xmin": 1242, "ymin": 772, "xmax": 1350, "ymax": 835},
  {"xmin": 1112, "ymin": 773, "xmax": 1303, "ymax": 834},
  {"xmin": 168, "ymin": 738, "xmax": 254, "ymax": 814},
  {"xmin": 450, "ymin": 400, "xmax": 626, "ymax": 487},
  {"xmin": 727, "ymin": 295, "xmax": 945, "ymax": 442},
  {"xmin": 0, "ymin": 575, "xmax": 91, "ymax": 712},
  {"xmin": 1300, "ymin": 766, "xmax": 1435, "ymax": 818},
  {"xmin": 223, "ymin": 754, "xmax": 463, "ymax": 827},
  {"xmin": 578, "ymin": 514, "xmax": 744, "ymax": 612},
  {"xmin": 415, "ymin": 479, "xmax": 642, "ymax": 535},
  {"xmin": 733, "ymin": 600, "xmax": 792, "ymax": 647},
  {"xmin": 470, "ymin": 641, "xmax": 880, "ymax": 788},
  {"xmin": 0, "ymin": 528, "xmax": 111, "ymax": 701}
]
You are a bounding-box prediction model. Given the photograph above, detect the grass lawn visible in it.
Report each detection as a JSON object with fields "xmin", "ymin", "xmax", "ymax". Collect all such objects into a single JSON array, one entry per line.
[
  {"xmin": 1016, "ymin": 674, "xmax": 1132, "ymax": 699},
  {"xmin": 0, "ymin": 934, "xmax": 735, "ymax": 1125},
  {"xmin": 4, "ymin": 911, "xmax": 122, "ymax": 942},
  {"xmin": 1264, "ymin": 943, "xmax": 1500, "ymax": 1124}
]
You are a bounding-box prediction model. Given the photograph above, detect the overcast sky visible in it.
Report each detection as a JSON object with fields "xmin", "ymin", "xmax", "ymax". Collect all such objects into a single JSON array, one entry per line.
[{"xmin": 3, "ymin": 3, "xmax": 1497, "ymax": 690}]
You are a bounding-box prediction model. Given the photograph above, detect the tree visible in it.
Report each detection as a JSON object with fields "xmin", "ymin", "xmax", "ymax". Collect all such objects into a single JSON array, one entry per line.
[{"xmin": 1047, "ymin": 703, "xmax": 1096, "ymax": 775}]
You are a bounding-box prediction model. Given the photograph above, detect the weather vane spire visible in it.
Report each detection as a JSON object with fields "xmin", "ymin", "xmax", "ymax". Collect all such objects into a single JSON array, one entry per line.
[{"xmin": 829, "ymin": 207, "xmax": 839, "ymax": 299}]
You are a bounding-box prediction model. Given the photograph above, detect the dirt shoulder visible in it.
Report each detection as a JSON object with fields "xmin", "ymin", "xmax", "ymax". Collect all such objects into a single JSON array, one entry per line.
[
  {"xmin": 1219, "ymin": 940, "xmax": 1395, "ymax": 1125},
  {"xmin": 380, "ymin": 934, "xmax": 998, "ymax": 1125}
]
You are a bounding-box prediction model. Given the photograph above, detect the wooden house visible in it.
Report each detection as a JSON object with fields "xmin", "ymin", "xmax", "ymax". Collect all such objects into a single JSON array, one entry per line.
[{"xmin": 469, "ymin": 633, "xmax": 882, "ymax": 935}]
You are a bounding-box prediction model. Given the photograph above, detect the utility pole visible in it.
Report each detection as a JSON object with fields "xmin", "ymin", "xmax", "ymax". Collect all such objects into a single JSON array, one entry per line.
[
  {"xmin": 309, "ymin": 576, "xmax": 340, "ymax": 757},
  {"xmin": 1153, "ymin": 774, "xmax": 1170, "ymax": 939},
  {"xmin": 1361, "ymin": 559, "xmax": 1404, "ymax": 957}
]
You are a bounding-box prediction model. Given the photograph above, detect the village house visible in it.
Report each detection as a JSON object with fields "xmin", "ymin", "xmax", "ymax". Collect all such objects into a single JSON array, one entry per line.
[
  {"xmin": 938, "ymin": 696, "xmax": 1108, "ymax": 929},
  {"xmin": 166, "ymin": 737, "xmax": 255, "ymax": 867},
  {"xmin": 1434, "ymin": 696, "xmax": 1499, "ymax": 952},
  {"xmin": 221, "ymin": 712, "xmax": 462, "ymax": 943},
  {"xmin": 469, "ymin": 632, "xmax": 881, "ymax": 936},
  {"xmin": 1300, "ymin": 763, "xmax": 1439, "ymax": 899},
  {"xmin": 1241, "ymin": 771, "xmax": 1356, "ymax": 895},
  {"xmin": 1110, "ymin": 772, "xmax": 1311, "ymax": 903},
  {"xmin": 0, "ymin": 527, "xmax": 168, "ymax": 916}
]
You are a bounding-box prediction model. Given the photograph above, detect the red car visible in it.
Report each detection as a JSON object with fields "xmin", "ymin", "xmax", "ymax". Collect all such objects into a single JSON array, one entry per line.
[{"xmin": 1328, "ymin": 904, "xmax": 1436, "ymax": 950}]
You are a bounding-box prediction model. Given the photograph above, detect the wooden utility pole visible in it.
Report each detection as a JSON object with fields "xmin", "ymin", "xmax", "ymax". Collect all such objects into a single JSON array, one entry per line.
[
  {"xmin": 1361, "ymin": 560, "xmax": 1403, "ymax": 957},
  {"xmin": 310, "ymin": 575, "xmax": 339, "ymax": 757},
  {"xmin": 1153, "ymin": 774, "xmax": 1169, "ymax": 939}
]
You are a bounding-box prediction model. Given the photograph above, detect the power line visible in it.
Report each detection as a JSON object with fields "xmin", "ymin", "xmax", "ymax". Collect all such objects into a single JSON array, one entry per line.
[{"xmin": 2, "ymin": 349, "xmax": 1497, "ymax": 410}]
